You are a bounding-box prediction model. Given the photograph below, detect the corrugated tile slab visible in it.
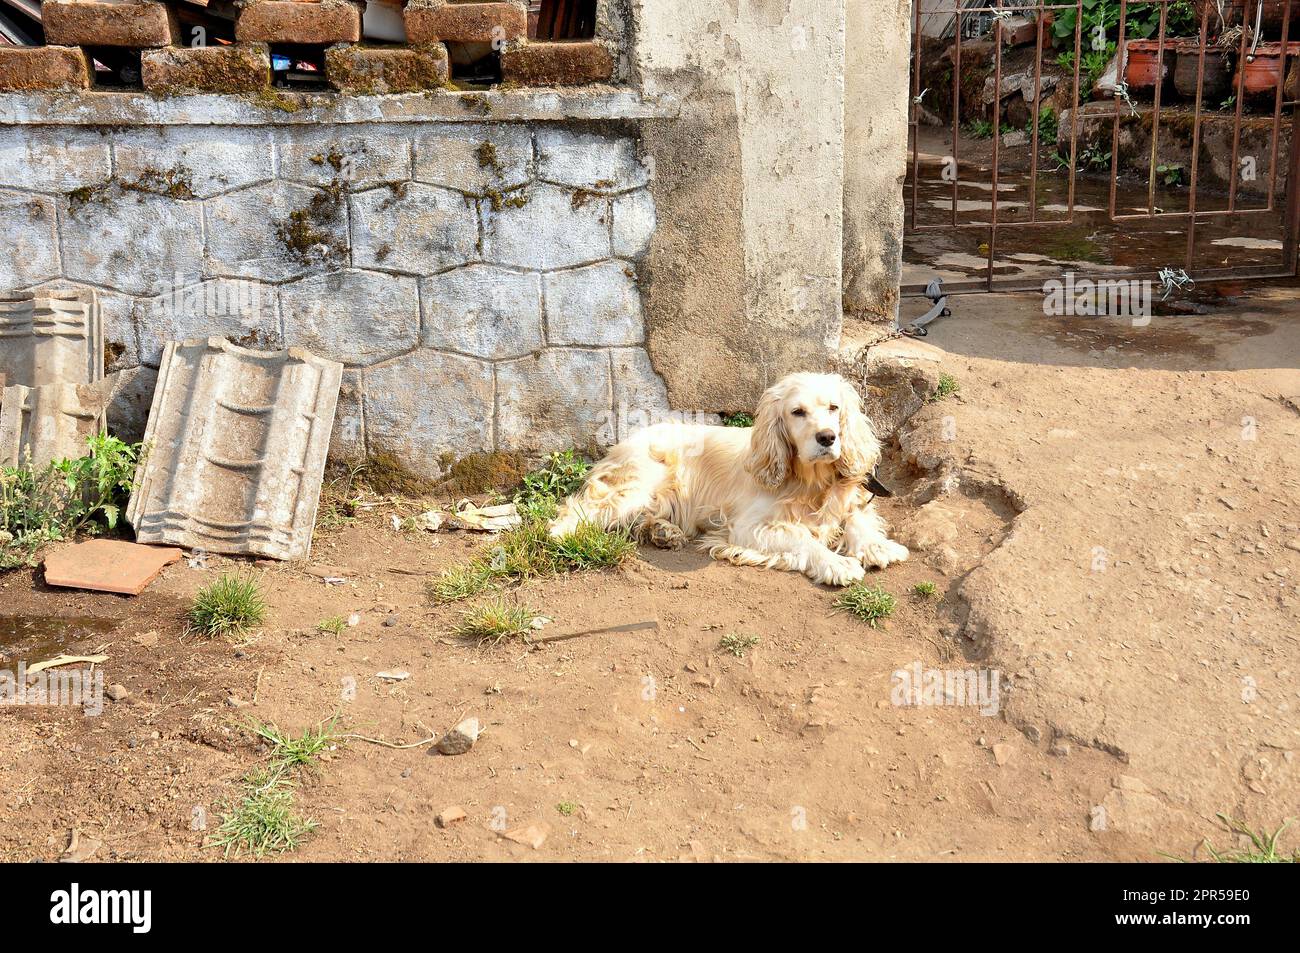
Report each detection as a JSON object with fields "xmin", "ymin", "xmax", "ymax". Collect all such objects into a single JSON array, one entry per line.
[
  {"xmin": 126, "ymin": 337, "xmax": 342, "ymax": 561},
  {"xmin": 0, "ymin": 380, "xmax": 113, "ymax": 467},
  {"xmin": 0, "ymin": 289, "xmax": 103, "ymax": 388}
]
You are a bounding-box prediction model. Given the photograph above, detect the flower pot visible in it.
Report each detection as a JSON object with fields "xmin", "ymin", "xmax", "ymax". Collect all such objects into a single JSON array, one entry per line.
[
  {"xmin": 1125, "ymin": 39, "xmax": 1172, "ymax": 90},
  {"xmin": 1174, "ymin": 41, "xmax": 1232, "ymax": 100},
  {"xmin": 1195, "ymin": 0, "xmax": 1300, "ymax": 30},
  {"xmin": 1235, "ymin": 41, "xmax": 1300, "ymax": 95}
]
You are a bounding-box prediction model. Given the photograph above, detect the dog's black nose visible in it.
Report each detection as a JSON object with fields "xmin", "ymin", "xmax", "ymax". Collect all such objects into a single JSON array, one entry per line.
[{"xmin": 816, "ymin": 429, "xmax": 836, "ymax": 447}]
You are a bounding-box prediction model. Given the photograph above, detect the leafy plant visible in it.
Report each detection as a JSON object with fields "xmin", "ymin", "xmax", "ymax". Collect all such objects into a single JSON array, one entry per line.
[
  {"xmin": 720, "ymin": 412, "xmax": 754, "ymax": 428},
  {"xmin": 912, "ymin": 581, "xmax": 938, "ymax": 599},
  {"xmin": 317, "ymin": 616, "xmax": 347, "ymax": 635},
  {"xmin": 1156, "ymin": 163, "xmax": 1185, "ymax": 187},
  {"xmin": 0, "ymin": 434, "xmax": 141, "ymax": 569},
  {"xmin": 513, "ymin": 450, "xmax": 590, "ymax": 521},
  {"xmin": 719, "ymin": 633, "xmax": 760, "ymax": 657},
  {"xmin": 1028, "ymin": 104, "xmax": 1058, "ymax": 143},
  {"xmin": 930, "ymin": 373, "xmax": 961, "ymax": 402},
  {"xmin": 964, "ymin": 118, "xmax": 994, "ymax": 140},
  {"xmin": 187, "ymin": 573, "xmax": 268, "ymax": 638}
]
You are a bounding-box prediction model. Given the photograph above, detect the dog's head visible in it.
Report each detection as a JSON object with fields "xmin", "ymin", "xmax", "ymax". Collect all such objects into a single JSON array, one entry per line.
[{"xmin": 744, "ymin": 372, "xmax": 879, "ymax": 489}]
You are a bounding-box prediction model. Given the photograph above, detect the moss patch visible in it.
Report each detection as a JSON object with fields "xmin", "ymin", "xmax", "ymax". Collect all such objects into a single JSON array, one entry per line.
[{"xmin": 436, "ymin": 451, "xmax": 528, "ymax": 497}]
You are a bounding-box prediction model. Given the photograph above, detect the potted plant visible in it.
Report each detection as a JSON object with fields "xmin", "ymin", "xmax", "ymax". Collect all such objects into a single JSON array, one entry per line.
[
  {"xmin": 1125, "ymin": 39, "xmax": 1173, "ymax": 91},
  {"xmin": 1236, "ymin": 41, "xmax": 1300, "ymax": 95}
]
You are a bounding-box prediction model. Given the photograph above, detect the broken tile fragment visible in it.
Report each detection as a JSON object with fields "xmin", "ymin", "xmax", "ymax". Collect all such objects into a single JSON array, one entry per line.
[
  {"xmin": 43, "ymin": 539, "xmax": 183, "ymax": 596},
  {"xmin": 502, "ymin": 820, "xmax": 551, "ymax": 849}
]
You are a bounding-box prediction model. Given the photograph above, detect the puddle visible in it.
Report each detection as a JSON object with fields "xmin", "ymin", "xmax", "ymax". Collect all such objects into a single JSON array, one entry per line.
[{"xmin": 0, "ymin": 615, "xmax": 120, "ymax": 665}]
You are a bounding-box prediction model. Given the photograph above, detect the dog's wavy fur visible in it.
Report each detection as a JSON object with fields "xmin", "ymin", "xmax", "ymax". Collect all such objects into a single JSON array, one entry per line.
[{"xmin": 549, "ymin": 372, "xmax": 908, "ymax": 586}]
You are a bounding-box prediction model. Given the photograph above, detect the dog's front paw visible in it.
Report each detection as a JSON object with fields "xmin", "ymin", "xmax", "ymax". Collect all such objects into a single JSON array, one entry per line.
[
  {"xmin": 855, "ymin": 538, "xmax": 909, "ymax": 569},
  {"xmin": 815, "ymin": 553, "xmax": 867, "ymax": 587},
  {"xmin": 548, "ymin": 513, "xmax": 580, "ymax": 539}
]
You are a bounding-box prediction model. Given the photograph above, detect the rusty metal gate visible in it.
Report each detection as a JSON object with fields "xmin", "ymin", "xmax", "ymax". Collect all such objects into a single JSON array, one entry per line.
[{"xmin": 904, "ymin": 0, "xmax": 1300, "ymax": 295}]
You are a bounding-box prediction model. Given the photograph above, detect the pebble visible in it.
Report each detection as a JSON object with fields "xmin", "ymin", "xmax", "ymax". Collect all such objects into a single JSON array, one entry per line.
[
  {"xmin": 992, "ymin": 743, "xmax": 1014, "ymax": 766},
  {"xmin": 436, "ymin": 717, "xmax": 480, "ymax": 756},
  {"xmin": 383, "ymin": 615, "xmax": 399, "ymax": 628},
  {"xmin": 105, "ymin": 684, "xmax": 129, "ymax": 702}
]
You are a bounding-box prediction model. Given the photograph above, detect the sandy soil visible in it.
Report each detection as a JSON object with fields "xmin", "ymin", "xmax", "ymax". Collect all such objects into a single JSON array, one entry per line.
[{"xmin": 1, "ymin": 287, "xmax": 1295, "ymax": 862}]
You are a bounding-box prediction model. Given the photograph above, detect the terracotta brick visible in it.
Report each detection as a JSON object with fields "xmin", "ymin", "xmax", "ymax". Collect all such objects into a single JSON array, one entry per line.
[
  {"xmin": 500, "ymin": 41, "xmax": 614, "ymax": 86},
  {"xmin": 405, "ymin": 1, "xmax": 527, "ymax": 44},
  {"xmin": 42, "ymin": 1, "xmax": 179, "ymax": 48},
  {"xmin": 142, "ymin": 44, "xmax": 272, "ymax": 95},
  {"xmin": 325, "ymin": 44, "xmax": 450, "ymax": 94},
  {"xmin": 236, "ymin": 0, "xmax": 363, "ymax": 44},
  {"xmin": 0, "ymin": 46, "xmax": 92, "ymax": 92}
]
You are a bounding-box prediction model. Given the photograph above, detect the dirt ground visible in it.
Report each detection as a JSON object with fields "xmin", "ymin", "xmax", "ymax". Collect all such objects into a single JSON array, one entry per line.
[{"xmin": 1, "ymin": 286, "xmax": 1296, "ymax": 862}]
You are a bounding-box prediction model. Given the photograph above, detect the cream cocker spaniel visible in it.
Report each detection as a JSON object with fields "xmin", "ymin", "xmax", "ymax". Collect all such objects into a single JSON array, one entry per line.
[{"xmin": 549, "ymin": 372, "xmax": 908, "ymax": 586}]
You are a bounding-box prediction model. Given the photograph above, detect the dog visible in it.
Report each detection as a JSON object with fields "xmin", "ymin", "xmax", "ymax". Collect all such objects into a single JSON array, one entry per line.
[{"xmin": 548, "ymin": 372, "xmax": 908, "ymax": 586}]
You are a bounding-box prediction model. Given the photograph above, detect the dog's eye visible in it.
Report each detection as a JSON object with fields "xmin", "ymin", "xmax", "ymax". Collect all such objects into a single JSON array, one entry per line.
[
  {"xmin": 828, "ymin": 404, "xmax": 839, "ymax": 413},
  {"xmin": 792, "ymin": 408, "xmax": 807, "ymax": 417}
]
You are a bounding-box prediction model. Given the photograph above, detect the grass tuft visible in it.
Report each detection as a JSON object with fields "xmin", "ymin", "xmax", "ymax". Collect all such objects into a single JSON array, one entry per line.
[
  {"xmin": 317, "ymin": 616, "xmax": 347, "ymax": 635},
  {"xmin": 208, "ymin": 715, "xmax": 341, "ymax": 859},
  {"xmin": 428, "ymin": 519, "xmax": 635, "ymax": 606},
  {"xmin": 1202, "ymin": 815, "xmax": 1297, "ymax": 863},
  {"xmin": 911, "ymin": 581, "xmax": 938, "ymax": 599},
  {"xmin": 547, "ymin": 520, "xmax": 636, "ymax": 571},
  {"xmin": 250, "ymin": 715, "xmax": 342, "ymax": 776},
  {"xmin": 719, "ymin": 633, "xmax": 760, "ymax": 657},
  {"xmin": 187, "ymin": 573, "xmax": 267, "ymax": 638},
  {"xmin": 834, "ymin": 583, "xmax": 897, "ymax": 627},
  {"xmin": 455, "ymin": 596, "xmax": 536, "ymax": 644},
  {"xmin": 209, "ymin": 768, "xmax": 318, "ymax": 859},
  {"xmin": 556, "ymin": 800, "xmax": 578, "ymax": 817}
]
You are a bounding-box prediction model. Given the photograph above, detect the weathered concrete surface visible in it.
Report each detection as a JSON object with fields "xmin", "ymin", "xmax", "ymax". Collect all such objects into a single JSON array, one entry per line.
[
  {"xmin": 631, "ymin": 0, "xmax": 847, "ymax": 409},
  {"xmin": 0, "ymin": 380, "xmax": 111, "ymax": 467},
  {"xmin": 0, "ymin": 289, "xmax": 103, "ymax": 389},
  {"xmin": 127, "ymin": 338, "xmax": 342, "ymax": 561},
  {"xmin": 843, "ymin": 0, "xmax": 909, "ymax": 323}
]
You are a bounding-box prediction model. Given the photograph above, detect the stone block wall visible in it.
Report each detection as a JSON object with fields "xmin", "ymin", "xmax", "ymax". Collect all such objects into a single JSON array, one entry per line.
[{"xmin": 0, "ymin": 120, "xmax": 669, "ymax": 476}]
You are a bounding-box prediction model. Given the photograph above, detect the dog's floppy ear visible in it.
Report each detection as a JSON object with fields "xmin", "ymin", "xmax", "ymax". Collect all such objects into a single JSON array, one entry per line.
[
  {"xmin": 835, "ymin": 376, "xmax": 880, "ymax": 481},
  {"xmin": 744, "ymin": 384, "xmax": 790, "ymax": 489}
]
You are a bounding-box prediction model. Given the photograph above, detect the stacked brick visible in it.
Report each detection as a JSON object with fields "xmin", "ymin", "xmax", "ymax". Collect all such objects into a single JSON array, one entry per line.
[{"xmin": 0, "ymin": 0, "xmax": 614, "ymax": 94}]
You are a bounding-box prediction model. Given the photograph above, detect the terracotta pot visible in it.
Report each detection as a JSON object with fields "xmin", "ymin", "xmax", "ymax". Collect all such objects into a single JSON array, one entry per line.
[
  {"xmin": 1236, "ymin": 41, "xmax": 1300, "ymax": 94},
  {"xmin": 1195, "ymin": 0, "xmax": 1300, "ymax": 30},
  {"xmin": 1125, "ymin": 39, "xmax": 1172, "ymax": 89},
  {"xmin": 1173, "ymin": 41, "xmax": 1232, "ymax": 99}
]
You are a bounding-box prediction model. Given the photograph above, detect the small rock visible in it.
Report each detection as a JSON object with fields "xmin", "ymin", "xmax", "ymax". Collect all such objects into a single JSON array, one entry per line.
[
  {"xmin": 1022, "ymin": 725, "xmax": 1042, "ymax": 744},
  {"xmin": 382, "ymin": 614, "xmax": 399, "ymax": 628},
  {"xmin": 105, "ymin": 684, "xmax": 130, "ymax": 702},
  {"xmin": 436, "ymin": 717, "xmax": 480, "ymax": 755},
  {"xmin": 1049, "ymin": 740, "xmax": 1072, "ymax": 757},
  {"xmin": 992, "ymin": 742, "xmax": 1014, "ymax": 766},
  {"xmin": 1285, "ymin": 539, "xmax": 1300, "ymax": 553},
  {"xmin": 436, "ymin": 806, "xmax": 467, "ymax": 828},
  {"xmin": 502, "ymin": 820, "xmax": 551, "ymax": 849},
  {"xmin": 224, "ymin": 696, "xmax": 249, "ymax": 709},
  {"xmin": 132, "ymin": 631, "xmax": 159, "ymax": 647},
  {"xmin": 1089, "ymin": 805, "xmax": 1107, "ymax": 832}
]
